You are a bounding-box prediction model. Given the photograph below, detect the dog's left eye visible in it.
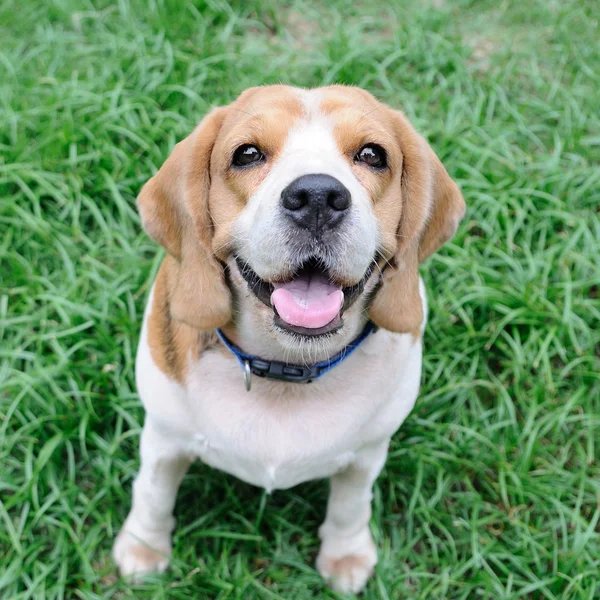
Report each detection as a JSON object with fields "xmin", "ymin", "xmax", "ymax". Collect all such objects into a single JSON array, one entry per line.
[
  {"xmin": 355, "ymin": 144, "xmax": 387, "ymax": 169},
  {"xmin": 232, "ymin": 144, "xmax": 265, "ymax": 167}
]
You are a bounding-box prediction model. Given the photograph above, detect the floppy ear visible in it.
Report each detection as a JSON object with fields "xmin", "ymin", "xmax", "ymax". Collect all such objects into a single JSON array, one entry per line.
[
  {"xmin": 137, "ymin": 108, "xmax": 232, "ymax": 330},
  {"xmin": 369, "ymin": 111, "xmax": 465, "ymax": 334}
]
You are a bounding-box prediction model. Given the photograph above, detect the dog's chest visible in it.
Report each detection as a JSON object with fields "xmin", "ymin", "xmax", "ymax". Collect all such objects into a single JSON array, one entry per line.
[
  {"xmin": 189, "ymin": 425, "xmax": 357, "ymax": 492},
  {"xmin": 180, "ymin": 352, "xmax": 384, "ymax": 491},
  {"xmin": 137, "ymin": 321, "xmax": 421, "ymax": 492}
]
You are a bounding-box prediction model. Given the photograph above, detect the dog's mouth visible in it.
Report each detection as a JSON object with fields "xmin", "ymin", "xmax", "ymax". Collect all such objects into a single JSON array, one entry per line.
[{"xmin": 235, "ymin": 256, "xmax": 374, "ymax": 336}]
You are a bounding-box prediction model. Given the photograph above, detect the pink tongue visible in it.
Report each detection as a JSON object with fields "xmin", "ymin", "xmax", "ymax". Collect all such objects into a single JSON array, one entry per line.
[{"xmin": 271, "ymin": 273, "xmax": 344, "ymax": 329}]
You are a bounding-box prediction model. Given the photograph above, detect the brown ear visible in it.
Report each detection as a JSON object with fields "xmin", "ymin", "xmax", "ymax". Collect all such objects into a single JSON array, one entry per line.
[
  {"xmin": 137, "ymin": 108, "xmax": 232, "ymax": 330},
  {"xmin": 369, "ymin": 112, "xmax": 465, "ymax": 334}
]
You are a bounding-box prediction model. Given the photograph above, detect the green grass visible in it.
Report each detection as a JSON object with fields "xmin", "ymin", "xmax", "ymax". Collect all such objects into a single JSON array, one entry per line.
[{"xmin": 1, "ymin": 0, "xmax": 599, "ymax": 598}]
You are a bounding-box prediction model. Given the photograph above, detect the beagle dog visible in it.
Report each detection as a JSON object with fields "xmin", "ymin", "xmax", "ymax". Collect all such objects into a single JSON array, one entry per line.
[{"xmin": 113, "ymin": 85, "xmax": 465, "ymax": 594}]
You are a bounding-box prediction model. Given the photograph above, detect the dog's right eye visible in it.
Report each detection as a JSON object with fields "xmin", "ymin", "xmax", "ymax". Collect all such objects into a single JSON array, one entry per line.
[{"xmin": 232, "ymin": 144, "xmax": 265, "ymax": 167}]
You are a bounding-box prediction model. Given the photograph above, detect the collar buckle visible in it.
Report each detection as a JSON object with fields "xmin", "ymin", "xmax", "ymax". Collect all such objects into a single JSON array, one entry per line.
[{"xmin": 251, "ymin": 359, "xmax": 319, "ymax": 383}]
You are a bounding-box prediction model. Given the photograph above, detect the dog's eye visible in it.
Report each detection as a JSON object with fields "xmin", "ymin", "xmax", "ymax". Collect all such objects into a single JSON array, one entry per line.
[
  {"xmin": 355, "ymin": 144, "xmax": 387, "ymax": 169},
  {"xmin": 232, "ymin": 144, "xmax": 265, "ymax": 167}
]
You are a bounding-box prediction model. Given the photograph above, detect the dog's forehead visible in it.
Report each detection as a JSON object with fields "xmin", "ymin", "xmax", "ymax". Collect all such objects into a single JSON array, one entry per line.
[
  {"xmin": 236, "ymin": 86, "xmax": 301, "ymax": 114},
  {"xmin": 224, "ymin": 85, "xmax": 384, "ymax": 133}
]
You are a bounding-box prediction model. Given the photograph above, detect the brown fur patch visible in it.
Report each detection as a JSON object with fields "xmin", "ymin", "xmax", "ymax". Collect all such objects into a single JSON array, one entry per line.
[
  {"xmin": 319, "ymin": 85, "xmax": 379, "ymax": 115},
  {"xmin": 147, "ymin": 257, "xmax": 219, "ymax": 382},
  {"xmin": 209, "ymin": 87, "xmax": 304, "ymax": 258},
  {"xmin": 366, "ymin": 108, "xmax": 464, "ymax": 333},
  {"xmin": 326, "ymin": 553, "xmax": 374, "ymax": 579},
  {"xmin": 129, "ymin": 544, "xmax": 167, "ymax": 566},
  {"xmin": 322, "ymin": 91, "xmax": 398, "ymax": 222},
  {"xmin": 137, "ymin": 107, "xmax": 233, "ymax": 330}
]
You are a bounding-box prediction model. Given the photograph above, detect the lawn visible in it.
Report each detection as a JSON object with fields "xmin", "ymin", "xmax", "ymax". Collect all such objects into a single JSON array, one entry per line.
[{"xmin": 1, "ymin": 0, "xmax": 599, "ymax": 598}]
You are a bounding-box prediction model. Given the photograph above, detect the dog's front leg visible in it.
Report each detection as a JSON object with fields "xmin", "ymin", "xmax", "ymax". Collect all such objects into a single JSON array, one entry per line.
[
  {"xmin": 316, "ymin": 440, "xmax": 389, "ymax": 594},
  {"xmin": 113, "ymin": 418, "xmax": 191, "ymax": 580}
]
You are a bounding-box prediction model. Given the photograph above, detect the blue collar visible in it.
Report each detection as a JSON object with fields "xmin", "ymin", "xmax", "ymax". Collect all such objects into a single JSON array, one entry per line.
[{"xmin": 215, "ymin": 321, "xmax": 378, "ymax": 391}]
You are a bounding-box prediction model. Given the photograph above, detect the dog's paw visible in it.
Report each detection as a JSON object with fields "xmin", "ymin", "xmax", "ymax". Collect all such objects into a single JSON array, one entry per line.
[
  {"xmin": 316, "ymin": 533, "xmax": 377, "ymax": 594},
  {"xmin": 112, "ymin": 527, "xmax": 171, "ymax": 581}
]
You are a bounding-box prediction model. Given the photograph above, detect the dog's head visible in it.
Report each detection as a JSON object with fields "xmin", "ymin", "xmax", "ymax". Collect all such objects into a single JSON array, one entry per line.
[{"xmin": 138, "ymin": 85, "xmax": 465, "ymax": 357}]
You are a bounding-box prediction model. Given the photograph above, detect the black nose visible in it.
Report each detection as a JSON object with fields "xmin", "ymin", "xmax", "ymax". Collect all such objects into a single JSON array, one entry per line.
[{"xmin": 280, "ymin": 174, "xmax": 351, "ymax": 234}]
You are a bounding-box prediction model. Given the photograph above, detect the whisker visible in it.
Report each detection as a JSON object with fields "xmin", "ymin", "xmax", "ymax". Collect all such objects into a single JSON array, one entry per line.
[{"xmin": 358, "ymin": 105, "xmax": 382, "ymax": 123}]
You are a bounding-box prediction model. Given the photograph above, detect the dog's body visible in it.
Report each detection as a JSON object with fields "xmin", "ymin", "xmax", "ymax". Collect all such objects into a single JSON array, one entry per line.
[
  {"xmin": 135, "ymin": 279, "xmax": 425, "ymax": 491},
  {"xmin": 113, "ymin": 85, "xmax": 464, "ymax": 594}
]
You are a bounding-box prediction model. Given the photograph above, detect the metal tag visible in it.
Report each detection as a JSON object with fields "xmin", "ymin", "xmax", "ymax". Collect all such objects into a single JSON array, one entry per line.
[{"xmin": 243, "ymin": 360, "xmax": 252, "ymax": 392}]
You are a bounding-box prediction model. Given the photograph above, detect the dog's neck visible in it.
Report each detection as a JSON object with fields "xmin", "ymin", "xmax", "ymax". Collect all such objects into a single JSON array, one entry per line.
[{"xmin": 219, "ymin": 309, "xmax": 370, "ymax": 366}]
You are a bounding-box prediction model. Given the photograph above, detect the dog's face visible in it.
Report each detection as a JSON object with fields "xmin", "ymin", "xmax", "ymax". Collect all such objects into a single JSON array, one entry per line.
[{"xmin": 138, "ymin": 85, "xmax": 465, "ymax": 355}]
